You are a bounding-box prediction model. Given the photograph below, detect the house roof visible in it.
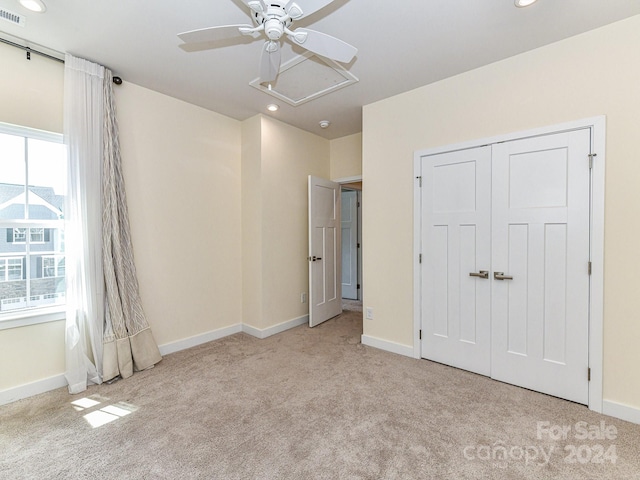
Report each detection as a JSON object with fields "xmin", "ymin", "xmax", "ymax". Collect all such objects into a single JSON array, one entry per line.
[{"xmin": 0, "ymin": 183, "xmax": 64, "ymax": 220}]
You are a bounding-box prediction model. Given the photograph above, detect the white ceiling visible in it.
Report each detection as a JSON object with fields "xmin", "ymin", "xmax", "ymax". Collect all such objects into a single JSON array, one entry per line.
[{"xmin": 1, "ymin": 0, "xmax": 639, "ymax": 139}]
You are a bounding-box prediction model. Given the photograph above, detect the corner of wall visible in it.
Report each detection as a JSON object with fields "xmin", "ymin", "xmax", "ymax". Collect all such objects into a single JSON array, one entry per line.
[
  {"xmin": 241, "ymin": 115, "xmax": 264, "ymax": 329},
  {"xmin": 330, "ymin": 132, "xmax": 363, "ymax": 180}
]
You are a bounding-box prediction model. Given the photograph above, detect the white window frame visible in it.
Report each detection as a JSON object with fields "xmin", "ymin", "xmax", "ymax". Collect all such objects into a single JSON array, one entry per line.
[{"xmin": 0, "ymin": 122, "xmax": 66, "ymax": 330}]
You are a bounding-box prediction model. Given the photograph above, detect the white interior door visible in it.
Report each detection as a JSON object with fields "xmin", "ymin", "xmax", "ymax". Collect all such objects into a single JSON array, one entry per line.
[
  {"xmin": 341, "ymin": 190, "xmax": 358, "ymax": 300},
  {"xmin": 491, "ymin": 129, "xmax": 591, "ymax": 404},
  {"xmin": 421, "ymin": 146, "xmax": 492, "ymax": 376},
  {"xmin": 308, "ymin": 176, "xmax": 342, "ymax": 327}
]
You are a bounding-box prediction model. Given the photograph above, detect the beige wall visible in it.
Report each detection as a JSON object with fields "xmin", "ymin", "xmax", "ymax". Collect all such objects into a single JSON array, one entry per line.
[
  {"xmin": 362, "ymin": 15, "xmax": 640, "ymax": 408},
  {"xmin": 330, "ymin": 132, "xmax": 362, "ymax": 180},
  {"xmin": 0, "ymin": 43, "xmax": 65, "ymax": 391},
  {"xmin": 0, "ymin": 54, "xmax": 332, "ymax": 394},
  {"xmin": 0, "ymin": 44, "xmax": 245, "ymax": 391},
  {"xmin": 115, "ymin": 82, "xmax": 243, "ymax": 346},
  {"xmin": 0, "ymin": 42, "xmax": 64, "ymax": 133},
  {"xmin": 243, "ymin": 115, "xmax": 330, "ymax": 330}
]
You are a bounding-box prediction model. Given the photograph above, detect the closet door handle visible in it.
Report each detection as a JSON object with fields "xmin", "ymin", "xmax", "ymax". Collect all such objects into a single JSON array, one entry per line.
[
  {"xmin": 494, "ymin": 272, "xmax": 513, "ymax": 281},
  {"xmin": 469, "ymin": 270, "xmax": 489, "ymax": 279}
]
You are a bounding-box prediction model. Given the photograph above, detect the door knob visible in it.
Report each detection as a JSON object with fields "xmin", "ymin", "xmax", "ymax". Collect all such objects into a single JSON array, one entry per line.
[
  {"xmin": 469, "ymin": 270, "xmax": 489, "ymax": 279},
  {"xmin": 494, "ymin": 272, "xmax": 513, "ymax": 280}
]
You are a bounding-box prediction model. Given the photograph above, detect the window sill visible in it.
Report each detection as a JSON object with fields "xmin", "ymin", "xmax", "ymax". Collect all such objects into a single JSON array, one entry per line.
[{"xmin": 0, "ymin": 306, "xmax": 65, "ymax": 331}]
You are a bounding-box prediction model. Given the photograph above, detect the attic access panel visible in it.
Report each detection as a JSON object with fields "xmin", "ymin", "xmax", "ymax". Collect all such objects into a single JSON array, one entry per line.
[{"xmin": 250, "ymin": 52, "xmax": 358, "ymax": 107}]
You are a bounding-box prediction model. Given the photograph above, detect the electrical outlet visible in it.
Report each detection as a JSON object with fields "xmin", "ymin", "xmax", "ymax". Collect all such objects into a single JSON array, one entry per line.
[
  {"xmin": 301, "ymin": 293, "xmax": 307, "ymax": 304},
  {"xmin": 365, "ymin": 307, "xmax": 374, "ymax": 320}
]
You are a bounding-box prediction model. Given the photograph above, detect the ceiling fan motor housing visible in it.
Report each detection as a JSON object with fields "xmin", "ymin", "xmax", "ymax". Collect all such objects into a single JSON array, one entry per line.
[
  {"xmin": 265, "ymin": 18, "xmax": 284, "ymax": 40},
  {"xmin": 253, "ymin": 2, "xmax": 293, "ymax": 41}
]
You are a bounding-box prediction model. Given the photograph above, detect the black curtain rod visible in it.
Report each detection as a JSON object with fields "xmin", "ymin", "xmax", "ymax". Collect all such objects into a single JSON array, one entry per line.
[
  {"xmin": 1, "ymin": 36, "xmax": 63, "ymax": 63},
  {"xmin": 1, "ymin": 36, "xmax": 123, "ymax": 84}
]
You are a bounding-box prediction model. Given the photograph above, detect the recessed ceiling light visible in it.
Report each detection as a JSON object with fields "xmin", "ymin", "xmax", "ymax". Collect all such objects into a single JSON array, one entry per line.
[
  {"xmin": 515, "ymin": 0, "xmax": 538, "ymax": 7},
  {"xmin": 18, "ymin": 0, "xmax": 46, "ymax": 12},
  {"xmin": 267, "ymin": 104, "xmax": 279, "ymax": 112}
]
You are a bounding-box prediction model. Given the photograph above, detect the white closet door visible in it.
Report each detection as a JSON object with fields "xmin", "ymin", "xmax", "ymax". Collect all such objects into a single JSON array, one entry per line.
[
  {"xmin": 421, "ymin": 146, "xmax": 492, "ymax": 376},
  {"xmin": 491, "ymin": 129, "xmax": 591, "ymax": 404}
]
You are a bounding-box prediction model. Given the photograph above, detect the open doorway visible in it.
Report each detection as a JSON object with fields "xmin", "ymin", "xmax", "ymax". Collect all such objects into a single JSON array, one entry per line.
[{"xmin": 339, "ymin": 179, "xmax": 362, "ymax": 305}]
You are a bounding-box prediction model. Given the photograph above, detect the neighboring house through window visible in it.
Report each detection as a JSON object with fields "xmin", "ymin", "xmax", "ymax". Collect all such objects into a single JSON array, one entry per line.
[{"xmin": 0, "ymin": 122, "xmax": 66, "ymax": 317}]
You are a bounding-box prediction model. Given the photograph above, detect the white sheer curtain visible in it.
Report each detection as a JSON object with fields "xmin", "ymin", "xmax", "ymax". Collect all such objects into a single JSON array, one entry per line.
[
  {"xmin": 64, "ymin": 54, "xmax": 162, "ymax": 394},
  {"xmin": 64, "ymin": 54, "xmax": 106, "ymax": 394}
]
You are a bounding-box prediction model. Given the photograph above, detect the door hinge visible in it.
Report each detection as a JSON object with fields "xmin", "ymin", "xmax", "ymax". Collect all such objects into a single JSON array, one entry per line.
[
  {"xmin": 588, "ymin": 367, "xmax": 591, "ymax": 382},
  {"xmin": 588, "ymin": 153, "xmax": 597, "ymax": 170},
  {"xmin": 419, "ymin": 253, "xmax": 422, "ymax": 263},
  {"xmin": 357, "ymin": 284, "xmax": 360, "ymax": 290},
  {"xmin": 357, "ymin": 201, "xmax": 360, "ymax": 207},
  {"xmin": 588, "ymin": 261, "xmax": 592, "ymax": 275},
  {"xmin": 416, "ymin": 176, "xmax": 422, "ymax": 187},
  {"xmin": 357, "ymin": 243, "xmax": 360, "ymax": 248},
  {"xmin": 419, "ymin": 329, "xmax": 422, "ymax": 340}
]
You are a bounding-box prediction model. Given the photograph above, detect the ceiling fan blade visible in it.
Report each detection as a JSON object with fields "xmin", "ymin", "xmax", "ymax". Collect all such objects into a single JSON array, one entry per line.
[
  {"xmin": 287, "ymin": 28, "xmax": 357, "ymax": 63},
  {"xmin": 259, "ymin": 42, "xmax": 282, "ymax": 84},
  {"xmin": 178, "ymin": 24, "xmax": 254, "ymax": 44},
  {"xmin": 285, "ymin": 0, "xmax": 335, "ymax": 20},
  {"xmin": 241, "ymin": 0, "xmax": 267, "ymax": 14}
]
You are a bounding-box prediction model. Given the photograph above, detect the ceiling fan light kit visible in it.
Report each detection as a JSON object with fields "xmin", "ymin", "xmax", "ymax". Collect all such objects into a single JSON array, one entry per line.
[
  {"xmin": 18, "ymin": 0, "xmax": 46, "ymax": 13},
  {"xmin": 178, "ymin": 0, "xmax": 358, "ymax": 90}
]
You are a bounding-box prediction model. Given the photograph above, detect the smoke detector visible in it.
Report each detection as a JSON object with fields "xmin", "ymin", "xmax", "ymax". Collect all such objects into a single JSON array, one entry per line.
[{"xmin": 319, "ymin": 120, "xmax": 330, "ymax": 129}]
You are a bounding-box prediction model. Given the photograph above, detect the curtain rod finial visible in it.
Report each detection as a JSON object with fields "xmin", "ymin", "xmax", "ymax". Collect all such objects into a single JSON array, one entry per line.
[{"xmin": 113, "ymin": 76, "xmax": 122, "ymax": 85}]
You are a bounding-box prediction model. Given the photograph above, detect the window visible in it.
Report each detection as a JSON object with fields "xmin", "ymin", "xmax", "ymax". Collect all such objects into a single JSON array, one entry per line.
[
  {"xmin": 0, "ymin": 257, "xmax": 24, "ymax": 281},
  {"xmin": 12, "ymin": 228, "xmax": 26, "ymax": 243},
  {"xmin": 30, "ymin": 227, "xmax": 45, "ymax": 243},
  {"xmin": 8, "ymin": 227, "xmax": 48, "ymax": 244},
  {"xmin": 0, "ymin": 123, "xmax": 66, "ymax": 318},
  {"xmin": 42, "ymin": 255, "xmax": 65, "ymax": 278}
]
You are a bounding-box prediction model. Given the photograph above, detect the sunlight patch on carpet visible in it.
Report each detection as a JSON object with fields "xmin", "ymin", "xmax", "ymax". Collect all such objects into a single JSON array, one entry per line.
[{"xmin": 70, "ymin": 394, "xmax": 139, "ymax": 428}]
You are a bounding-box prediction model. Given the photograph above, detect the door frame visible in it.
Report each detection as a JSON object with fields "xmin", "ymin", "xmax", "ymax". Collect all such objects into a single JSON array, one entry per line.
[{"xmin": 413, "ymin": 116, "xmax": 606, "ymax": 413}]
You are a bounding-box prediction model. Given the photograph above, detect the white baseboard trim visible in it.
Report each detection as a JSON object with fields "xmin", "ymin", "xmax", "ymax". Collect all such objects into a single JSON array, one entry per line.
[
  {"xmin": 602, "ymin": 400, "xmax": 640, "ymax": 425},
  {"xmin": 243, "ymin": 315, "xmax": 308, "ymax": 339},
  {"xmin": 361, "ymin": 334, "xmax": 414, "ymax": 358},
  {"xmin": 0, "ymin": 374, "xmax": 67, "ymax": 406},
  {"xmin": 2, "ymin": 318, "xmax": 308, "ymax": 406},
  {"xmin": 158, "ymin": 323, "xmax": 243, "ymax": 356}
]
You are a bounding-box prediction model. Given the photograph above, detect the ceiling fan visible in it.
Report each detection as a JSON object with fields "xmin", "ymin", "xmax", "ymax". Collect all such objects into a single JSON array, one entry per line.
[{"xmin": 177, "ymin": 0, "xmax": 358, "ymax": 85}]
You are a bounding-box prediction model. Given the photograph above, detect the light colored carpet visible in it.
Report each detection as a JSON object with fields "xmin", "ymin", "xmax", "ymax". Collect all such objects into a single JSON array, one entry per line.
[
  {"xmin": 1, "ymin": 310, "xmax": 640, "ymax": 479},
  {"xmin": 342, "ymin": 299, "xmax": 363, "ymax": 313}
]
